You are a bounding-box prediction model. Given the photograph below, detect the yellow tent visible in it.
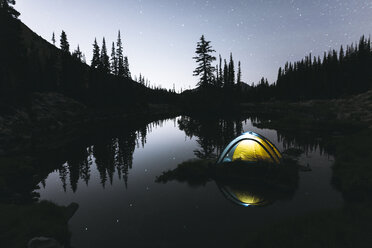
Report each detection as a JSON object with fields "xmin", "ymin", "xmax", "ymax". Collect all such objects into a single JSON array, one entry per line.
[{"xmin": 217, "ymin": 131, "xmax": 282, "ymax": 164}]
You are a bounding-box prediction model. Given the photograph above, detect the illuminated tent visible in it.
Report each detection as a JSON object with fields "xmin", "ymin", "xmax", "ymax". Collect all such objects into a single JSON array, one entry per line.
[
  {"xmin": 217, "ymin": 131, "xmax": 282, "ymax": 164},
  {"xmin": 216, "ymin": 131, "xmax": 284, "ymax": 207}
]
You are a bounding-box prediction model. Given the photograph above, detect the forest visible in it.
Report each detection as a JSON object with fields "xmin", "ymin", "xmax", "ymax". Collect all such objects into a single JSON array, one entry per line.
[
  {"xmin": 0, "ymin": 1, "xmax": 177, "ymax": 111},
  {"xmin": 1, "ymin": 1, "xmax": 372, "ymax": 111}
]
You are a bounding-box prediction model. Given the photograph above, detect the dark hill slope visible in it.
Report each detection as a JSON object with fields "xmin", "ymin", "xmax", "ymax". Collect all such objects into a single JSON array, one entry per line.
[{"xmin": 0, "ymin": 12, "xmax": 177, "ymax": 107}]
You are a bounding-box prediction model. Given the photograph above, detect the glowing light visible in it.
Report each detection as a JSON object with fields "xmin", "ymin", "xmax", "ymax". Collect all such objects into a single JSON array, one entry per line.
[{"xmin": 217, "ymin": 131, "xmax": 282, "ymax": 164}]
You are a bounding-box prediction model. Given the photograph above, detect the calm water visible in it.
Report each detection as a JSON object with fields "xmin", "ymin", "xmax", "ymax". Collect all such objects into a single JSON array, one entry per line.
[{"xmin": 37, "ymin": 116, "xmax": 343, "ymax": 248}]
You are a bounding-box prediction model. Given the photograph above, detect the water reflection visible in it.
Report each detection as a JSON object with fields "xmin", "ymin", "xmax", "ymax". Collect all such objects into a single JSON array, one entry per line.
[
  {"xmin": 218, "ymin": 184, "xmax": 271, "ymax": 207},
  {"xmin": 49, "ymin": 116, "xmax": 328, "ymax": 194},
  {"xmin": 1, "ymin": 115, "xmax": 334, "ymax": 205},
  {"xmin": 178, "ymin": 116, "xmax": 244, "ymax": 159},
  {"xmin": 249, "ymin": 116, "xmax": 329, "ymax": 155},
  {"xmin": 0, "ymin": 115, "xmax": 352, "ymax": 248},
  {"xmin": 156, "ymin": 157, "xmax": 299, "ymax": 207}
]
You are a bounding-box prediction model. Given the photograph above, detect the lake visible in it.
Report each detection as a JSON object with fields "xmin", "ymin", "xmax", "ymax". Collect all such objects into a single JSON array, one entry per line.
[{"xmin": 36, "ymin": 116, "xmax": 343, "ymax": 248}]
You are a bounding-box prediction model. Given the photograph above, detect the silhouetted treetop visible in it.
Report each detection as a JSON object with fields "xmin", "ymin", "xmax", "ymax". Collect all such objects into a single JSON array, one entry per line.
[
  {"xmin": 116, "ymin": 30, "xmax": 125, "ymax": 77},
  {"xmin": 51, "ymin": 32, "xmax": 56, "ymax": 46},
  {"xmin": 91, "ymin": 38, "xmax": 101, "ymax": 69},
  {"xmin": 60, "ymin": 31, "xmax": 70, "ymax": 54},
  {"xmin": 110, "ymin": 42, "xmax": 118, "ymax": 75},
  {"xmin": 100, "ymin": 37, "xmax": 110, "ymax": 74},
  {"xmin": 193, "ymin": 35, "xmax": 216, "ymax": 87}
]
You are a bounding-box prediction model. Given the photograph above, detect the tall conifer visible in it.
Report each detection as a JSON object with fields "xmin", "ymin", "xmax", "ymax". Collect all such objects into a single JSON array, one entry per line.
[
  {"xmin": 237, "ymin": 61, "xmax": 242, "ymax": 87},
  {"xmin": 192, "ymin": 35, "xmax": 216, "ymax": 87},
  {"xmin": 100, "ymin": 37, "xmax": 110, "ymax": 73},
  {"xmin": 91, "ymin": 38, "xmax": 101, "ymax": 69},
  {"xmin": 110, "ymin": 42, "xmax": 118, "ymax": 75},
  {"xmin": 60, "ymin": 30, "xmax": 70, "ymax": 53},
  {"xmin": 116, "ymin": 30, "xmax": 125, "ymax": 77}
]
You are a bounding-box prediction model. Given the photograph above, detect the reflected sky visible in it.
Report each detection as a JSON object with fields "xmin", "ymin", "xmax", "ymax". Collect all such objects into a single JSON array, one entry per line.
[{"xmin": 36, "ymin": 116, "xmax": 342, "ymax": 248}]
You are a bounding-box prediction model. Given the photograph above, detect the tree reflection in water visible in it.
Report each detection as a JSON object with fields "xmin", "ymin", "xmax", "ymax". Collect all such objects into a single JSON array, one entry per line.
[
  {"xmin": 156, "ymin": 159, "xmax": 300, "ymax": 207},
  {"xmin": 178, "ymin": 116, "xmax": 243, "ymax": 159},
  {"xmin": 51, "ymin": 115, "xmax": 331, "ymax": 194}
]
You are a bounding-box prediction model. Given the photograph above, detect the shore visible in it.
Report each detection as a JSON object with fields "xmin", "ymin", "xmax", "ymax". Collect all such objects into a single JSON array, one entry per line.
[
  {"xmin": 0, "ymin": 92, "xmax": 181, "ymax": 156},
  {"xmin": 1, "ymin": 90, "xmax": 372, "ymax": 247}
]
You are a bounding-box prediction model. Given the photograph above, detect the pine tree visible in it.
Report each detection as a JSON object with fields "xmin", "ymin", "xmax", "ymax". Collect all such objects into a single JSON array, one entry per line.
[
  {"xmin": 192, "ymin": 35, "xmax": 216, "ymax": 87},
  {"xmin": 110, "ymin": 42, "xmax": 118, "ymax": 75},
  {"xmin": 124, "ymin": 56, "xmax": 131, "ymax": 78},
  {"xmin": 339, "ymin": 45, "xmax": 344, "ymax": 63},
  {"xmin": 215, "ymin": 65, "xmax": 220, "ymax": 87},
  {"xmin": 60, "ymin": 30, "xmax": 70, "ymax": 53},
  {"xmin": 51, "ymin": 32, "xmax": 56, "ymax": 46},
  {"xmin": 91, "ymin": 38, "xmax": 101, "ymax": 69},
  {"xmin": 223, "ymin": 59, "xmax": 228, "ymax": 87},
  {"xmin": 100, "ymin": 37, "xmax": 110, "ymax": 73},
  {"xmin": 237, "ymin": 61, "xmax": 242, "ymax": 87},
  {"xmin": 0, "ymin": 0, "xmax": 20, "ymax": 18},
  {"xmin": 219, "ymin": 54, "xmax": 223, "ymax": 87},
  {"xmin": 228, "ymin": 53, "xmax": 235, "ymax": 86},
  {"xmin": 116, "ymin": 30, "xmax": 125, "ymax": 77}
]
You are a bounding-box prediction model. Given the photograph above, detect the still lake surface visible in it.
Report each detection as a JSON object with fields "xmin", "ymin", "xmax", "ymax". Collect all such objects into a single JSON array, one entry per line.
[{"xmin": 37, "ymin": 116, "xmax": 343, "ymax": 248}]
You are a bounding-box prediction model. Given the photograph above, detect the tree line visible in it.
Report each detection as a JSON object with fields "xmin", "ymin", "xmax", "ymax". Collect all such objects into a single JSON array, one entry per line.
[
  {"xmin": 0, "ymin": 1, "xmax": 178, "ymax": 108},
  {"xmin": 191, "ymin": 34, "xmax": 372, "ymax": 103},
  {"xmin": 2, "ymin": 1, "xmax": 372, "ymax": 110},
  {"xmin": 274, "ymin": 35, "xmax": 372, "ymax": 100},
  {"xmin": 55, "ymin": 30, "xmax": 132, "ymax": 78},
  {"xmin": 192, "ymin": 35, "xmax": 243, "ymax": 90}
]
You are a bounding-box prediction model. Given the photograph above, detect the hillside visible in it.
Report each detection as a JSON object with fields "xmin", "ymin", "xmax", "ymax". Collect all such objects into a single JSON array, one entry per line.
[
  {"xmin": 0, "ymin": 11, "xmax": 178, "ymax": 108},
  {"xmin": 0, "ymin": 12, "xmax": 180, "ymax": 155}
]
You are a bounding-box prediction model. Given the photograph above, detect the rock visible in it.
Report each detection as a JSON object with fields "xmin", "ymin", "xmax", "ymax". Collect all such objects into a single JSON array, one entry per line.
[{"xmin": 27, "ymin": 237, "xmax": 63, "ymax": 248}]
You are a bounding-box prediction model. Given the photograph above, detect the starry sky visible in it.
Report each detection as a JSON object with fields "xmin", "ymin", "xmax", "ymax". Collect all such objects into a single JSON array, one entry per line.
[{"xmin": 17, "ymin": 0, "xmax": 372, "ymax": 90}]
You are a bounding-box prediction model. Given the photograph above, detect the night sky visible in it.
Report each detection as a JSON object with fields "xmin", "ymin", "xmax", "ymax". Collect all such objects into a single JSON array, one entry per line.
[{"xmin": 17, "ymin": 0, "xmax": 372, "ymax": 90}]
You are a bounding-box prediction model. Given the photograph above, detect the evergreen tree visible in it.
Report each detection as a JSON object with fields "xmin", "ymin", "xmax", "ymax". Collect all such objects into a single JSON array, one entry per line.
[
  {"xmin": 192, "ymin": 35, "xmax": 216, "ymax": 87},
  {"xmin": 91, "ymin": 38, "xmax": 101, "ymax": 69},
  {"xmin": 116, "ymin": 30, "xmax": 125, "ymax": 77},
  {"xmin": 100, "ymin": 37, "xmax": 110, "ymax": 73},
  {"xmin": 219, "ymin": 54, "xmax": 223, "ymax": 87},
  {"xmin": 124, "ymin": 56, "xmax": 131, "ymax": 78},
  {"xmin": 270, "ymin": 35, "xmax": 372, "ymax": 100},
  {"xmin": 215, "ymin": 65, "xmax": 220, "ymax": 87},
  {"xmin": 60, "ymin": 30, "xmax": 70, "ymax": 53},
  {"xmin": 339, "ymin": 45, "xmax": 344, "ymax": 63},
  {"xmin": 51, "ymin": 32, "xmax": 56, "ymax": 46},
  {"xmin": 223, "ymin": 59, "xmax": 228, "ymax": 87},
  {"xmin": 237, "ymin": 61, "xmax": 242, "ymax": 87},
  {"xmin": 110, "ymin": 42, "xmax": 118, "ymax": 75},
  {"xmin": 228, "ymin": 53, "xmax": 235, "ymax": 86},
  {"xmin": 0, "ymin": 0, "xmax": 20, "ymax": 18}
]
